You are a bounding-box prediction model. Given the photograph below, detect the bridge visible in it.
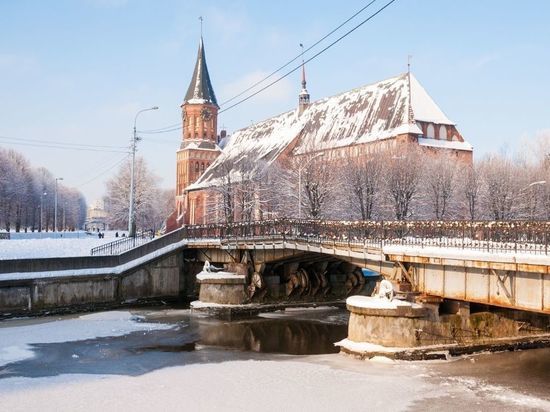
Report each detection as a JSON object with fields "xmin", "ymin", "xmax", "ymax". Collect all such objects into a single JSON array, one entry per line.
[
  {"xmin": 1, "ymin": 219, "xmax": 549, "ymax": 316},
  {"xmin": 180, "ymin": 220, "xmax": 550, "ymax": 315}
]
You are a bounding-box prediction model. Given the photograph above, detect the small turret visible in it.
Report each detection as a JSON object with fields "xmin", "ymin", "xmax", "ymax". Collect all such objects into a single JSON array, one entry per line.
[{"xmin": 298, "ymin": 43, "xmax": 310, "ymax": 116}]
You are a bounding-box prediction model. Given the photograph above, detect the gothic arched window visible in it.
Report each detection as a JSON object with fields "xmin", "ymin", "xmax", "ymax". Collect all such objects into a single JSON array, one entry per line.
[
  {"xmin": 439, "ymin": 125, "xmax": 447, "ymax": 140},
  {"xmin": 426, "ymin": 124, "xmax": 435, "ymax": 138}
]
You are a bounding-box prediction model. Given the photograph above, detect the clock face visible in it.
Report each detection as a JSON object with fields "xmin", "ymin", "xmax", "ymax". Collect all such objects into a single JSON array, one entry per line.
[{"xmin": 200, "ymin": 107, "xmax": 212, "ymax": 121}]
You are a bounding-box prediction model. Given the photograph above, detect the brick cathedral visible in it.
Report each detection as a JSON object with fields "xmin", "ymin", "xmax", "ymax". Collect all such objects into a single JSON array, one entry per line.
[{"xmin": 167, "ymin": 36, "xmax": 473, "ymax": 229}]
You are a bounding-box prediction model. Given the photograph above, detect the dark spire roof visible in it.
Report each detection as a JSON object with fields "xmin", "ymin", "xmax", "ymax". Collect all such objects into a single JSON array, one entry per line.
[{"xmin": 184, "ymin": 37, "xmax": 218, "ymax": 107}]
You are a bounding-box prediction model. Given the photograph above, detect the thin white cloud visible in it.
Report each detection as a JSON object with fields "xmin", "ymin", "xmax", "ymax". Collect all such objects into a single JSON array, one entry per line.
[
  {"xmin": 84, "ymin": 0, "xmax": 129, "ymax": 8},
  {"xmin": 0, "ymin": 53, "xmax": 37, "ymax": 73},
  {"xmin": 463, "ymin": 52, "xmax": 500, "ymax": 71},
  {"xmin": 204, "ymin": 5, "xmax": 249, "ymax": 40}
]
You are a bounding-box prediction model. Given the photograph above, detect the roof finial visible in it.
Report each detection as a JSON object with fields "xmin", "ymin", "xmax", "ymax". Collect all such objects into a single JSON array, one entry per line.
[
  {"xmin": 300, "ymin": 43, "xmax": 306, "ymax": 90},
  {"xmin": 407, "ymin": 54, "xmax": 414, "ymax": 124},
  {"xmin": 199, "ymin": 16, "xmax": 203, "ymax": 38}
]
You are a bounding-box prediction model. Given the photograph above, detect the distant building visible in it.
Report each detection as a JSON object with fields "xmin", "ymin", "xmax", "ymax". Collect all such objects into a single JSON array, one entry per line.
[
  {"xmin": 167, "ymin": 36, "xmax": 473, "ymax": 228},
  {"xmin": 85, "ymin": 199, "xmax": 108, "ymax": 231}
]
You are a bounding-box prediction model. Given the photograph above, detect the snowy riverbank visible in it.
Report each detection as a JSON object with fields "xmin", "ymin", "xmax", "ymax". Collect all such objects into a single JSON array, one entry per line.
[{"xmin": 0, "ymin": 231, "xmax": 127, "ymax": 259}]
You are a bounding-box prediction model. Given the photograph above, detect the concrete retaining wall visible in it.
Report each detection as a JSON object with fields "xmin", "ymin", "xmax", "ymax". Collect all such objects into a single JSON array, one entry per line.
[{"xmin": 0, "ymin": 250, "xmax": 186, "ymax": 316}]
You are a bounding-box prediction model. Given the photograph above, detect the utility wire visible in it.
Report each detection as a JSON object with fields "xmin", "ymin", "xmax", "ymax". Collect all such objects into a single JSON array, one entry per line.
[
  {"xmin": 0, "ymin": 134, "xmax": 127, "ymax": 150},
  {"xmin": 73, "ymin": 151, "xmax": 126, "ymax": 181},
  {"xmin": 138, "ymin": 126, "xmax": 181, "ymax": 134},
  {"xmin": 218, "ymin": 0, "xmax": 378, "ymax": 107},
  {"xmin": 77, "ymin": 154, "xmax": 130, "ymax": 187},
  {"xmin": 138, "ymin": 123, "xmax": 181, "ymax": 134},
  {"xmin": 138, "ymin": 0, "xmax": 380, "ymax": 134},
  {"xmin": 139, "ymin": 135, "xmax": 180, "ymax": 144},
  {"xmin": 0, "ymin": 139, "xmax": 129, "ymax": 154},
  {"xmin": 220, "ymin": 0, "xmax": 398, "ymax": 114},
  {"xmin": 136, "ymin": 0, "xmax": 397, "ymax": 133}
]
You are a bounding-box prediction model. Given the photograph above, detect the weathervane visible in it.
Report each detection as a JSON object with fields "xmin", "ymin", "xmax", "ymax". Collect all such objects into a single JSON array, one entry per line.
[
  {"xmin": 407, "ymin": 54, "xmax": 414, "ymax": 124},
  {"xmin": 199, "ymin": 16, "xmax": 203, "ymax": 37},
  {"xmin": 299, "ymin": 43, "xmax": 306, "ymax": 90}
]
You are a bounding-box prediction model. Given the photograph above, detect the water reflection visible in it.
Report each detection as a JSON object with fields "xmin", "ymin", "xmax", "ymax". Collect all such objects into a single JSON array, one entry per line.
[
  {"xmin": 0, "ymin": 308, "xmax": 348, "ymax": 379},
  {"xmin": 198, "ymin": 319, "xmax": 347, "ymax": 355}
]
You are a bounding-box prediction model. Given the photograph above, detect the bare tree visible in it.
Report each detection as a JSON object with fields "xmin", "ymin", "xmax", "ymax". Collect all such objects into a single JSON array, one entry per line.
[
  {"xmin": 206, "ymin": 158, "xmax": 276, "ymax": 224},
  {"xmin": 300, "ymin": 157, "xmax": 337, "ymax": 219},
  {"xmin": 0, "ymin": 148, "xmax": 86, "ymax": 232},
  {"xmin": 423, "ymin": 155, "xmax": 457, "ymax": 220},
  {"xmin": 480, "ymin": 154, "xmax": 518, "ymax": 220},
  {"xmin": 344, "ymin": 156, "xmax": 383, "ymax": 220},
  {"xmin": 461, "ymin": 164, "xmax": 482, "ymax": 220},
  {"xmin": 205, "ymin": 161, "xmax": 235, "ymax": 224},
  {"xmin": 517, "ymin": 131, "xmax": 550, "ymax": 220},
  {"xmin": 104, "ymin": 157, "xmax": 167, "ymax": 231},
  {"xmin": 33, "ymin": 167, "xmax": 55, "ymax": 231},
  {"xmin": 383, "ymin": 147, "xmax": 423, "ymax": 220}
]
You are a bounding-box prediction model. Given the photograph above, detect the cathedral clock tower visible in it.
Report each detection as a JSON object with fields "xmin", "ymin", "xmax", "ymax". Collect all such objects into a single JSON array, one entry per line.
[{"xmin": 174, "ymin": 36, "xmax": 221, "ymax": 225}]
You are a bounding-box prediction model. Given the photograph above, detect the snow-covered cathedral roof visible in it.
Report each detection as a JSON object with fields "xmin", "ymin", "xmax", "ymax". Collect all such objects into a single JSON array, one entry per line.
[{"xmin": 188, "ymin": 73, "xmax": 466, "ymax": 191}]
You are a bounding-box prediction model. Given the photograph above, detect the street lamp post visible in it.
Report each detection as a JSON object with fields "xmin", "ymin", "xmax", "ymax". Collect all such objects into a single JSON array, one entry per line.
[
  {"xmin": 518, "ymin": 180, "xmax": 547, "ymax": 220},
  {"xmin": 63, "ymin": 201, "xmax": 67, "ymax": 231},
  {"xmin": 298, "ymin": 152, "xmax": 325, "ymax": 219},
  {"xmin": 54, "ymin": 177, "xmax": 63, "ymax": 232},
  {"xmin": 129, "ymin": 106, "xmax": 158, "ymax": 237},
  {"xmin": 40, "ymin": 191, "xmax": 47, "ymax": 232}
]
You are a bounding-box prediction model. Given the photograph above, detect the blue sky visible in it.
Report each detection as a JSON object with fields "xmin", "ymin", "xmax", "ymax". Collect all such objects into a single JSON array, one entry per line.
[{"xmin": 1, "ymin": 0, "xmax": 549, "ymax": 202}]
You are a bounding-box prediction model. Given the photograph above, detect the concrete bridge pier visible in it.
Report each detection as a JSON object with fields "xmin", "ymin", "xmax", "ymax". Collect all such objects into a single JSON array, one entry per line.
[{"xmin": 187, "ymin": 245, "xmax": 371, "ymax": 307}]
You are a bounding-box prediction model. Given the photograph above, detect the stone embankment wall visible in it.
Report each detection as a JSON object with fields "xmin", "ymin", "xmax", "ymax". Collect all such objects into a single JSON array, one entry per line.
[{"xmin": 0, "ymin": 250, "xmax": 189, "ymax": 316}]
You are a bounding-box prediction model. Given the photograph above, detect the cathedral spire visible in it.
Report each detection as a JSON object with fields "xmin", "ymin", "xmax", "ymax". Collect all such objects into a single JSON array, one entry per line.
[
  {"xmin": 407, "ymin": 54, "xmax": 415, "ymax": 124},
  {"xmin": 184, "ymin": 35, "xmax": 218, "ymax": 107},
  {"xmin": 298, "ymin": 43, "xmax": 310, "ymax": 115}
]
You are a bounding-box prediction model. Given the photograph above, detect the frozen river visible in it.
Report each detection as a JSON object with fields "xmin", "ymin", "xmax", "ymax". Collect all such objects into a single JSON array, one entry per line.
[{"xmin": 0, "ymin": 306, "xmax": 549, "ymax": 411}]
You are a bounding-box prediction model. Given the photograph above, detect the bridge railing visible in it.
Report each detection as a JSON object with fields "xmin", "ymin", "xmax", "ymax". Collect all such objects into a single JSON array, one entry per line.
[
  {"xmin": 181, "ymin": 220, "xmax": 550, "ymax": 255},
  {"xmin": 90, "ymin": 230, "xmax": 154, "ymax": 256}
]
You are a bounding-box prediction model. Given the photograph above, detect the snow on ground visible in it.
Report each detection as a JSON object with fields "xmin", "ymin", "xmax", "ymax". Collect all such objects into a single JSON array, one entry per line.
[
  {"xmin": 383, "ymin": 244, "xmax": 550, "ymax": 266},
  {"xmin": 1, "ymin": 355, "xmax": 549, "ymax": 412},
  {"xmin": 0, "ymin": 240, "xmax": 187, "ymax": 281},
  {"xmin": 0, "ymin": 311, "xmax": 172, "ymax": 367},
  {"xmin": 0, "ymin": 231, "xmax": 125, "ymax": 259},
  {"xmin": 335, "ymin": 338, "xmax": 401, "ymax": 354},
  {"xmin": 196, "ymin": 271, "xmax": 246, "ymax": 281},
  {"xmin": 346, "ymin": 296, "xmax": 423, "ymax": 310},
  {"xmin": 190, "ymin": 300, "xmax": 247, "ymax": 309},
  {"xmin": 0, "ymin": 358, "xmax": 433, "ymax": 412},
  {"xmin": 1, "ymin": 238, "xmax": 109, "ymax": 259}
]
